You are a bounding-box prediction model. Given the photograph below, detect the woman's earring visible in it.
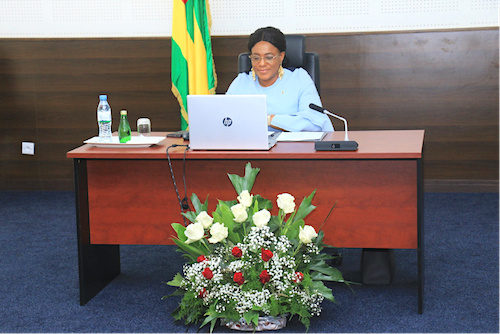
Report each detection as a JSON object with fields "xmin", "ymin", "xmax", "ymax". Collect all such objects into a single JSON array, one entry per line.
[
  {"xmin": 278, "ymin": 65, "xmax": 284, "ymax": 80},
  {"xmin": 251, "ymin": 68, "xmax": 256, "ymax": 81}
]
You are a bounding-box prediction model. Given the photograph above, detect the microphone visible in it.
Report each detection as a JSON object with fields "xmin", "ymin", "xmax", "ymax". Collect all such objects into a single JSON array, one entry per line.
[{"xmin": 309, "ymin": 103, "xmax": 358, "ymax": 151}]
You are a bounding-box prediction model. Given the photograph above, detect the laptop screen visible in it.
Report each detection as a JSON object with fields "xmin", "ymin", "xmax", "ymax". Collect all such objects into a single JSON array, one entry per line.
[{"xmin": 187, "ymin": 95, "xmax": 273, "ymax": 150}]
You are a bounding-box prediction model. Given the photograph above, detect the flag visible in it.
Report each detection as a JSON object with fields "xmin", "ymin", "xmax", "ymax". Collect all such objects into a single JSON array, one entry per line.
[{"xmin": 171, "ymin": 0, "xmax": 217, "ymax": 130}]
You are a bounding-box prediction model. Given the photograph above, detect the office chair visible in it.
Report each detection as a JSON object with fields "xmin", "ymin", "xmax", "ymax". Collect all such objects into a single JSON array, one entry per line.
[{"xmin": 238, "ymin": 34, "xmax": 321, "ymax": 94}]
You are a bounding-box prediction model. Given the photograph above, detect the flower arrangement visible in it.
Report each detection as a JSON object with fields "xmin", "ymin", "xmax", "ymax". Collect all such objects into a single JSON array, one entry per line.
[{"xmin": 164, "ymin": 163, "xmax": 349, "ymax": 332}]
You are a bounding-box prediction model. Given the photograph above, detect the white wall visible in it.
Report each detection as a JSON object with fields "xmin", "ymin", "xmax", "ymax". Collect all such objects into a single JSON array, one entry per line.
[{"xmin": 0, "ymin": 0, "xmax": 498, "ymax": 38}]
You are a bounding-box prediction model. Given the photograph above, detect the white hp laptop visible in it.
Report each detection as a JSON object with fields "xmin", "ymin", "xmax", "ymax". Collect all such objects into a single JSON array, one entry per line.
[{"xmin": 187, "ymin": 94, "xmax": 279, "ymax": 150}]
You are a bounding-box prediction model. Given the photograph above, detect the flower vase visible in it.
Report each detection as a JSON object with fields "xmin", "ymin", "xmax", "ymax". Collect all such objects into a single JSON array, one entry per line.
[{"xmin": 221, "ymin": 314, "xmax": 287, "ymax": 331}]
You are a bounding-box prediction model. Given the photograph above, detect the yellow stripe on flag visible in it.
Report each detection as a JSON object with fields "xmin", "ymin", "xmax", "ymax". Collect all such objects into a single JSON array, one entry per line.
[
  {"xmin": 189, "ymin": 14, "xmax": 209, "ymax": 94},
  {"xmin": 171, "ymin": 0, "xmax": 217, "ymax": 130}
]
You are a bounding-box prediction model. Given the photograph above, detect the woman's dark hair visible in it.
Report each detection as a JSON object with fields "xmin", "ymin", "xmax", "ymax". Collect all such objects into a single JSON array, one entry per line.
[{"xmin": 247, "ymin": 26, "xmax": 286, "ymax": 53}]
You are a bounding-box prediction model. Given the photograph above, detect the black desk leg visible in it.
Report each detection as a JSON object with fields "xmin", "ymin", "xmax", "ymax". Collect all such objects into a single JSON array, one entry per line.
[
  {"xmin": 74, "ymin": 159, "xmax": 121, "ymax": 305},
  {"xmin": 417, "ymin": 158, "xmax": 424, "ymax": 314}
]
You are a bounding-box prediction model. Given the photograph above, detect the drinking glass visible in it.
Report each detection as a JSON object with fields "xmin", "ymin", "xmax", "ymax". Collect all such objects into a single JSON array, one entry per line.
[{"xmin": 137, "ymin": 118, "xmax": 151, "ymax": 136}]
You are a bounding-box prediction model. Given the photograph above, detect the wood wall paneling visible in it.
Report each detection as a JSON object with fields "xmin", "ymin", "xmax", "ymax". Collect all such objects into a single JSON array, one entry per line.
[{"xmin": 0, "ymin": 29, "xmax": 498, "ymax": 191}]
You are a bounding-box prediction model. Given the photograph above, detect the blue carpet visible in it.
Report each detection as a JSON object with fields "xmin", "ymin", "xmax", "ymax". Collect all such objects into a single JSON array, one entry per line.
[{"xmin": 0, "ymin": 191, "xmax": 498, "ymax": 333}]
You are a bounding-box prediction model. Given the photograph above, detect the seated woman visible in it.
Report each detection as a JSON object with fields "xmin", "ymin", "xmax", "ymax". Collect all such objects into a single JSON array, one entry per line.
[{"xmin": 227, "ymin": 26, "xmax": 333, "ymax": 132}]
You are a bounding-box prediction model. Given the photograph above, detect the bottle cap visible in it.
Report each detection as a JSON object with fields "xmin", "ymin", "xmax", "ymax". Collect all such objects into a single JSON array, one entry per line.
[
  {"xmin": 99, "ymin": 94, "xmax": 107, "ymax": 100},
  {"xmin": 120, "ymin": 109, "xmax": 128, "ymax": 115}
]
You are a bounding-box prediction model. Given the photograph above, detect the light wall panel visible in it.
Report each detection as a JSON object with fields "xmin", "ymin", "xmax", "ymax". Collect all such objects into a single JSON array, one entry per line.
[{"xmin": 0, "ymin": 0, "xmax": 498, "ymax": 38}]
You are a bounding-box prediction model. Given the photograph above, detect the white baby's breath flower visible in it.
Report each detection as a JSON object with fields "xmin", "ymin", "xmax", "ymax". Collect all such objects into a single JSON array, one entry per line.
[
  {"xmin": 195, "ymin": 211, "xmax": 213, "ymax": 229},
  {"xmin": 184, "ymin": 222, "xmax": 204, "ymax": 244},
  {"xmin": 237, "ymin": 190, "xmax": 253, "ymax": 208},
  {"xmin": 231, "ymin": 203, "xmax": 248, "ymax": 223},
  {"xmin": 277, "ymin": 193, "xmax": 295, "ymax": 214},
  {"xmin": 252, "ymin": 209, "xmax": 271, "ymax": 228},
  {"xmin": 208, "ymin": 222, "xmax": 228, "ymax": 244},
  {"xmin": 299, "ymin": 225, "xmax": 318, "ymax": 244}
]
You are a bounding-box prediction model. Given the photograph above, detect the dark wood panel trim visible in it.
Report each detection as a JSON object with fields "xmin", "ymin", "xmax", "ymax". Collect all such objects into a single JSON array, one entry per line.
[
  {"xmin": 425, "ymin": 179, "xmax": 499, "ymax": 193},
  {"xmin": 1, "ymin": 178, "xmax": 497, "ymax": 193}
]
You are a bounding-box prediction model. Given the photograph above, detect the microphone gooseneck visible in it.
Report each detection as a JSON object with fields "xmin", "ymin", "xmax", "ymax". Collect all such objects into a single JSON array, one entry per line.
[{"xmin": 309, "ymin": 104, "xmax": 350, "ymax": 141}]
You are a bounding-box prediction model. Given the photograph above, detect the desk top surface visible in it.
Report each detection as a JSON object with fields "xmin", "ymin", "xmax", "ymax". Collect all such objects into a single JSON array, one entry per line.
[{"xmin": 67, "ymin": 130, "xmax": 425, "ymax": 160}]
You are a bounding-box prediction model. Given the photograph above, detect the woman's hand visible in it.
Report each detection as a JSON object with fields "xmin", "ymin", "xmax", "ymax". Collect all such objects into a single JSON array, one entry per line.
[{"xmin": 267, "ymin": 114, "xmax": 275, "ymax": 126}]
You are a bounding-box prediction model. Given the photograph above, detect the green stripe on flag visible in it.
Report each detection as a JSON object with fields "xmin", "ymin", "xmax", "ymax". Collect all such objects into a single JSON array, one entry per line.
[
  {"xmin": 185, "ymin": 1, "xmax": 194, "ymax": 42},
  {"xmin": 171, "ymin": 0, "xmax": 217, "ymax": 130},
  {"xmin": 171, "ymin": 39, "xmax": 189, "ymax": 129}
]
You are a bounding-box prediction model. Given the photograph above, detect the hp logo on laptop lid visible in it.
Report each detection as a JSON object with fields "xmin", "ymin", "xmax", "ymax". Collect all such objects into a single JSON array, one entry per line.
[{"xmin": 222, "ymin": 117, "xmax": 233, "ymax": 127}]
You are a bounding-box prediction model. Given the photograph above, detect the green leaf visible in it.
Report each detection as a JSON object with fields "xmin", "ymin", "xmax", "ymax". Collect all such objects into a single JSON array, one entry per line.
[
  {"xmin": 267, "ymin": 216, "xmax": 281, "ymax": 233},
  {"xmin": 180, "ymin": 194, "xmax": 210, "ymax": 224},
  {"xmin": 312, "ymin": 251, "xmax": 336, "ymax": 261},
  {"xmin": 209, "ymin": 317, "xmax": 217, "ymax": 334},
  {"xmin": 171, "ymin": 223, "xmax": 187, "ymax": 242},
  {"xmin": 244, "ymin": 310, "xmax": 260, "ymax": 328},
  {"xmin": 200, "ymin": 311, "xmax": 219, "ymax": 333},
  {"xmin": 309, "ymin": 261, "xmax": 344, "ymax": 282},
  {"xmin": 254, "ymin": 194, "xmax": 273, "ymax": 210},
  {"xmin": 318, "ymin": 201, "xmax": 338, "ymax": 232},
  {"xmin": 315, "ymin": 230, "xmax": 325, "ymax": 246},
  {"xmin": 166, "ymin": 272, "xmax": 184, "ymax": 287},
  {"xmin": 161, "ymin": 287, "xmax": 185, "ymax": 301},
  {"xmin": 214, "ymin": 200, "xmax": 241, "ymax": 244},
  {"xmin": 218, "ymin": 199, "xmax": 237, "ymax": 210},
  {"xmin": 311, "ymin": 280, "xmax": 336, "ymax": 303},
  {"xmin": 172, "ymin": 238, "xmax": 205, "ymax": 260},
  {"xmin": 191, "ymin": 193, "xmax": 209, "ymax": 213},
  {"xmin": 293, "ymin": 190, "xmax": 317, "ymax": 223},
  {"xmin": 310, "ymin": 271, "xmax": 338, "ymax": 282},
  {"xmin": 227, "ymin": 162, "xmax": 260, "ymax": 195},
  {"xmin": 181, "ymin": 211, "xmax": 197, "ymax": 224},
  {"xmin": 285, "ymin": 218, "xmax": 305, "ymax": 240}
]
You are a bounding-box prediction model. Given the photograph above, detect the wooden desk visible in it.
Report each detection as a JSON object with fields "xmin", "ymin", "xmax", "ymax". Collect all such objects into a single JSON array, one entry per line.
[{"xmin": 67, "ymin": 130, "xmax": 425, "ymax": 312}]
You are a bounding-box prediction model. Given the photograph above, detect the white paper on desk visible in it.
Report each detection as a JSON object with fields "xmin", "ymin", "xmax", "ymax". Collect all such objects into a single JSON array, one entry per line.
[{"xmin": 275, "ymin": 132, "xmax": 326, "ymax": 142}]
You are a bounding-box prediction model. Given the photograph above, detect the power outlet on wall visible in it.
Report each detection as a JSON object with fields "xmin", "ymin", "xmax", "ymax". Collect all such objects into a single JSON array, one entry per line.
[{"xmin": 22, "ymin": 142, "xmax": 35, "ymax": 155}]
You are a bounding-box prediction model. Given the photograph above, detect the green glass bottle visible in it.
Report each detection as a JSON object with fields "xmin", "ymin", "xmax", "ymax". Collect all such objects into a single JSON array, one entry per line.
[{"xmin": 118, "ymin": 109, "xmax": 132, "ymax": 143}]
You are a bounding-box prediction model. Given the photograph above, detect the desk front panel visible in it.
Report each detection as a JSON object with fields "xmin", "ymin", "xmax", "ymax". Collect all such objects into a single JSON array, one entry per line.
[{"xmin": 86, "ymin": 158, "xmax": 418, "ymax": 249}]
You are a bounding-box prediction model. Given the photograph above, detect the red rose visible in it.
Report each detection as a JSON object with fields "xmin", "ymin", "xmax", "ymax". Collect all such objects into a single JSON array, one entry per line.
[
  {"xmin": 232, "ymin": 246, "xmax": 242, "ymax": 258},
  {"xmin": 259, "ymin": 270, "xmax": 270, "ymax": 284},
  {"xmin": 202, "ymin": 267, "xmax": 213, "ymax": 280},
  {"xmin": 293, "ymin": 271, "xmax": 304, "ymax": 283},
  {"xmin": 233, "ymin": 271, "xmax": 245, "ymax": 286},
  {"xmin": 261, "ymin": 248, "xmax": 273, "ymax": 262},
  {"xmin": 198, "ymin": 288, "xmax": 207, "ymax": 298},
  {"xmin": 197, "ymin": 255, "xmax": 207, "ymax": 262}
]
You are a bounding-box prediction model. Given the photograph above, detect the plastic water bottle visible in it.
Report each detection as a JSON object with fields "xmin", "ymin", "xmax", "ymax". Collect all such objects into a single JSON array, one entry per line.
[
  {"xmin": 97, "ymin": 95, "xmax": 112, "ymax": 142},
  {"xmin": 118, "ymin": 110, "xmax": 132, "ymax": 143}
]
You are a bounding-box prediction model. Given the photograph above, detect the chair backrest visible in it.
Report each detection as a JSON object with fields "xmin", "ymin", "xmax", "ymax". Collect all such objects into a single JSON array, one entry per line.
[{"xmin": 237, "ymin": 34, "xmax": 320, "ymax": 94}]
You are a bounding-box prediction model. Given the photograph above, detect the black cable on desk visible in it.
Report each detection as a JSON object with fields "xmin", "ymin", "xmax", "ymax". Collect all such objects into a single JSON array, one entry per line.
[{"xmin": 166, "ymin": 144, "xmax": 190, "ymax": 226}]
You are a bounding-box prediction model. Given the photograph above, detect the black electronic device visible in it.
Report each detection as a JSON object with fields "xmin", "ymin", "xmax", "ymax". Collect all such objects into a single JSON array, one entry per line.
[
  {"xmin": 314, "ymin": 140, "xmax": 359, "ymax": 151},
  {"xmin": 166, "ymin": 130, "xmax": 188, "ymax": 138}
]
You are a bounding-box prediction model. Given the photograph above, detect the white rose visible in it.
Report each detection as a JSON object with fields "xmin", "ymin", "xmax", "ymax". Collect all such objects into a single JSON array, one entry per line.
[
  {"xmin": 237, "ymin": 190, "xmax": 254, "ymax": 208},
  {"xmin": 208, "ymin": 222, "xmax": 228, "ymax": 244},
  {"xmin": 184, "ymin": 222, "xmax": 205, "ymax": 244},
  {"xmin": 195, "ymin": 211, "xmax": 213, "ymax": 229},
  {"xmin": 299, "ymin": 225, "xmax": 318, "ymax": 244},
  {"xmin": 231, "ymin": 203, "xmax": 248, "ymax": 223},
  {"xmin": 277, "ymin": 193, "xmax": 295, "ymax": 214},
  {"xmin": 252, "ymin": 209, "xmax": 271, "ymax": 228}
]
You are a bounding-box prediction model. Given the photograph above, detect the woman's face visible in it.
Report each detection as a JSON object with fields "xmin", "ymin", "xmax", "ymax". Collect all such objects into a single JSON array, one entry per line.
[{"xmin": 250, "ymin": 41, "xmax": 285, "ymax": 87}]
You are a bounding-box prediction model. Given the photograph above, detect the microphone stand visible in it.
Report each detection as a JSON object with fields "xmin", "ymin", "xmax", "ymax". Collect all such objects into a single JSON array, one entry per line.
[
  {"xmin": 323, "ymin": 109, "xmax": 350, "ymax": 141},
  {"xmin": 309, "ymin": 104, "xmax": 358, "ymax": 151}
]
